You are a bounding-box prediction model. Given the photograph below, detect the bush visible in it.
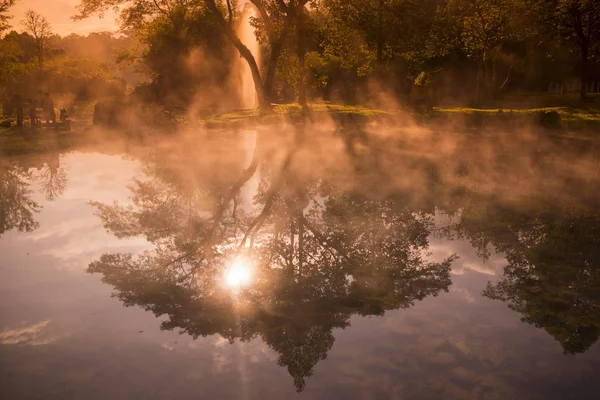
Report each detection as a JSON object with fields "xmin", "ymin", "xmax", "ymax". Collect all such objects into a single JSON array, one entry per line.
[{"xmin": 536, "ymin": 111, "xmax": 562, "ymax": 130}]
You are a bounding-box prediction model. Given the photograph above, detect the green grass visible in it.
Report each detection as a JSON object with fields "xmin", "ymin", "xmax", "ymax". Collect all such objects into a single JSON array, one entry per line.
[
  {"xmin": 274, "ymin": 103, "xmax": 393, "ymax": 117},
  {"xmin": 432, "ymin": 105, "xmax": 600, "ymax": 132},
  {"xmin": 433, "ymin": 106, "xmax": 600, "ymax": 121},
  {"xmin": 201, "ymin": 103, "xmax": 394, "ymax": 128},
  {"xmin": 202, "ymin": 101, "xmax": 600, "ymax": 129}
]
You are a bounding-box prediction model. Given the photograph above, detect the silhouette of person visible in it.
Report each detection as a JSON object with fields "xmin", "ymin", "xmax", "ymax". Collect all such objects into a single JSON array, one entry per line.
[
  {"xmin": 41, "ymin": 92, "xmax": 56, "ymax": 128},
  {"xmin": 29, "ymin": 98, "xmax": 39, "ymax": 129}
]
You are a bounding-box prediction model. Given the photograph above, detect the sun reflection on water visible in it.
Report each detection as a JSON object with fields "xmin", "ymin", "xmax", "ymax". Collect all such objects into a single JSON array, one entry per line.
[{"xmin": 225, "ymin": 258, "xmax": 253, "ymax": 288}]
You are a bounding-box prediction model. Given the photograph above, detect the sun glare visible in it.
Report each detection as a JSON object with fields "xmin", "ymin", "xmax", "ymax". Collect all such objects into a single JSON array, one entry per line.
[{"xmin": 225, "ymin": 259, "xmax": 253, "ymax": 288}]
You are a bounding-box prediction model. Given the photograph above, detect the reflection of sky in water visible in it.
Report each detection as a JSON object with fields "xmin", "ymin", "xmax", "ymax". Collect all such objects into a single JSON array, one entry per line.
[{"xmin": 1, "ymin": 151, "xmax": 600, "ymax": 400}]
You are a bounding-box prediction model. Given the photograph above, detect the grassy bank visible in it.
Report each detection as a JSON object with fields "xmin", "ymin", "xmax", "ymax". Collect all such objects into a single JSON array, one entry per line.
[
  {"xmin": 201, "ymin": 103, "xmax": 394, "ymax": 128},
  {"xmin": 432, "ymin": 106, "xmax": 600, "ymax": 130},
  {"xmin": 201, "ymin": 101, "xmax": 600, "ymax": 130},
  {"xmin": 2, "ymin": 101, "xmax": 599, "ymax": 156}
]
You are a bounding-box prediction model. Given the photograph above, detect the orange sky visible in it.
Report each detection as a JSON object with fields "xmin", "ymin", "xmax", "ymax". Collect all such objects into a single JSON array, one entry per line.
[{"xmin": 9, "ymin": 0, "xmax": 120, "ymax": 36}]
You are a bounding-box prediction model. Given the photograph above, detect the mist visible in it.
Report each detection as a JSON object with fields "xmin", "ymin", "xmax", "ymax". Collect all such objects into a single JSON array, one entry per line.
[{"xmin": 2, "ymin": 1, "xmax": 600, "ymax": 399}]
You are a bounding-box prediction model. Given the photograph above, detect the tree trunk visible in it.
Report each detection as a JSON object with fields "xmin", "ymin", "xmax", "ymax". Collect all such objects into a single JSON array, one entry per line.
[
  {"xmin": 580, "ymin": 44, "xmax": 589, "ymax": 100},
  {"xmin": 36, "ymin": 39, "xmax": 43, "ymax": 69},
  {"xmin": 205, "ymin": 0, "xmax": 272, "ymax": 113},
  {"xmin": 296, "ymin": 5, "xmax": 307, "ymax": 110},
  {"xmin": 474, "ymin": 63, "xmax": 482, "ymax": 106},
  {"xmin": 482, "ymin": 50, "xmax": 491, "ymax": 101},
  {"xmin": 263, "ymin": 18, "xmax": 292, "ymax": 102},
  {"xmin": 298, "ymin": 214, "xmax": 304, "ymax": 275},
  {"xmin": 236, "ymin": 40, "xmax": 270, "ymax": 112},
  {"xmin": 376, "ymin": 0, "xmax": 384, "ymax": 67}
]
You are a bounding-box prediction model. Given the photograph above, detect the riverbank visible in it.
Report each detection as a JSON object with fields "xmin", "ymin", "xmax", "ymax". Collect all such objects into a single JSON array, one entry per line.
[
  {"xmin": 2, "ymin": 102, "xmax": 600, "ymax": 156},
  {"xmin": 202, "ymin": 102, "xmax": 600, "ymax": 132}
]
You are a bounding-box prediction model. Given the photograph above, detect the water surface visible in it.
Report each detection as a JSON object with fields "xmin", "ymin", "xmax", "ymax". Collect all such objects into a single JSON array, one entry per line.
[{"xmin": 2, "ymin": 127, "xmax": 600, "ymax": 399}]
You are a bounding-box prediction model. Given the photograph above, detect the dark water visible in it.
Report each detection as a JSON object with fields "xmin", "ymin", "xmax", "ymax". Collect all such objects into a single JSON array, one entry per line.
[{"xmin": 1, "ymin": 126, "xmax": 600, "ymax": 399}]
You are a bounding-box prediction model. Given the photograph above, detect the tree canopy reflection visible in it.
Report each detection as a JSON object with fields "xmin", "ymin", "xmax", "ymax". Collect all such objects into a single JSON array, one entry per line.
[
  {"xmin": 0, "ymin": 160, "xmax": 40, "ymax": 236},
  {"xmin": 0, "ymin": 152, "xmax": 67, "ymax": 237},
  {"xmin": 88, "ymin": 133, "xmax": 454, "ymax": 392},
  {"xmin": 89, "ymin": 128, "xmax": 600, "ymax": 389},
  {"xmin": 440, "ymin": 197, "xmax": 600, "ymax": 355}
]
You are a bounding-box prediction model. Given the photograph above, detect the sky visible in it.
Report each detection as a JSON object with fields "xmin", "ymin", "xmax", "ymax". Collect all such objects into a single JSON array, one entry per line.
[{"xmin": 9, "ymin": 0, "xmax": 119, "ymax": 36}]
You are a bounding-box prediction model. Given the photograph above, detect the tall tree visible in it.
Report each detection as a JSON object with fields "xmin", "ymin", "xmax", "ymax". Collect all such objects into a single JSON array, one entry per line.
[
  {"xmin": 21, "ymin": 10, "xmax": 52, "ymax": 69},
  {"xmin": 204, "ymin": 0, "xmax": 309, "ymax": 111},
  {"xmin": 0, "ymin": 0, "xmax": 16, "ymax": 35},
  {"xmin": 76, "ymin": 0, "xmax": 309, "ymax": 112},
  {"xmin": 554, "ymin": 0, "xmax": 600, "ymax": 100},
  {"xmin": 0, "ymin": 34, "xmax": 23, "ymax": 98},
  {"xmin": 315, "ymin": 0, "xmax": 443, "ymax": 95},
  {"xmin": 444, "ymin": 0, "xmax": 518, "ymax": 102}
]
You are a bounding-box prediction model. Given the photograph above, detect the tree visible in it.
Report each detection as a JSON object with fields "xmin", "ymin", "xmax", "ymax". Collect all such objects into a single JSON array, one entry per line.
[
  {"xmin": 75, "ymin": 0, "xmax": 312, "ymax": 112},
  {"xmin": 21, "ymin": 10, "xmax": 52, "ymax": 69},
  {"xmin": 313, "ymin": 0, "xmax": 444, "ymax": 101},
  {"xmin": 442, "ymin": 0, "xmax": 519, "ymax": 102},
  {"xmin": 554, "ymin": 0, "xmax": 600, "ymax": 100},
  {"xmin": 203, "ymin": 0, "xmax": 310, "ymax": 111},
  {"xmin": 0, "ymin": 0, "xmax": 16, "ymax": 35},
  {"xmin": 0, "ymin": 34, "xmax": 23, "ymax": 98},
  {"xmin": 35, "ymin": 153, "xmax": 67, "ymax": 201}
]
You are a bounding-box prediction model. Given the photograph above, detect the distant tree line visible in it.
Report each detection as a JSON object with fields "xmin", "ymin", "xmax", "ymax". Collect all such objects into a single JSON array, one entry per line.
[
  {"xmin": 2, "ymin": 0, "xmax": 600, "ymax": 112},
  {"xmin": 0, "ymin": 5, "xmax": 138, "ymax": 112}
]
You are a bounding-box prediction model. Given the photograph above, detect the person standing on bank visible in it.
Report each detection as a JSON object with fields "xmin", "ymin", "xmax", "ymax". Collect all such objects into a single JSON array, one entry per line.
[{"xmin": 42, "ymin": 92, "xmax": 56, "ymax": 128}]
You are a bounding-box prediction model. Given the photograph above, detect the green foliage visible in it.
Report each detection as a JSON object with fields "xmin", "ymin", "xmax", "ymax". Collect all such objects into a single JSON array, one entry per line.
[
  {"xmin": 139, "ymin": 2, "xmax": 233, "ymax": 104},
  {"xmin": 1, "ymin": 0, "xmax": 595, "ymax": 109},
  {"xmin": 445, "ymin": 0, "xmax": 516, "ymax": 59},
  {"xmin": 554, "ymin": 0, "xmax": 600, "ymax": 61},
  {"xmin": 0, "ymin": 0, "xmax": 15, "ymax": 35},
  {"xmin": 0, "ymin": 36, "xmax": 24, "ymax": 97},
  {"xmin": 414, "ymin": 71, "xmax": 432, "ymax": 87}
]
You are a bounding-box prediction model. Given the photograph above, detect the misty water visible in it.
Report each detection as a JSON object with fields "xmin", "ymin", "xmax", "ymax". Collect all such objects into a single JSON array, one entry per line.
[{"xmin": 2, "ymin": 125, "xmax": 600, "ymax": 399}]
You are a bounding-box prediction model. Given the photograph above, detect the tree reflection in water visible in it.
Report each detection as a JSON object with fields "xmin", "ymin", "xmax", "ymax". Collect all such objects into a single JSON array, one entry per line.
[
  {"xmin": 0, "ymin": 160, "xmax": 40, "ymax": 236},
  {"xmin": 439, "ymin": 196, "xmax": 600, "ymax": 355},
  {"xmin": 35, "ymin": 152, "xmax": 67, "ymax": 201},
  {"xmin": 88, "ymin": 127, "xmax": 600, "ymax": 391},
  {"xmin": 88, "ymin": 128, "xmax": 455, "ymax": 391},
  {"xmin": 0, "ymin": 152, "xmax": 67, "ymax": 237}
]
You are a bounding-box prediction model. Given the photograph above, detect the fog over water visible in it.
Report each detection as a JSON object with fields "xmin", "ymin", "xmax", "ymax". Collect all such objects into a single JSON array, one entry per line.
[
  {"xmin": 1, "ymin": 121, "xmax": 600, "ymax": 399},
  {"xmin": 2, "ymin": 0, "xmax": 600, "ymax": 397}
]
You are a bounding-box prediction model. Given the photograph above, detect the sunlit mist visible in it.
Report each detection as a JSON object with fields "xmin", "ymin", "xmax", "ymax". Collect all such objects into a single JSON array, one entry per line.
[{"xmin": 225, "ymin": 258, "xmax": 253, "ymax": 288}]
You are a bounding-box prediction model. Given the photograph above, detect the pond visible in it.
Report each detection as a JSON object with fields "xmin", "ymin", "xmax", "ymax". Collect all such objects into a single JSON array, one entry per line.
[{"xmin": 1, "ymin": 125, "xmax": 600, "ymax": 399}]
